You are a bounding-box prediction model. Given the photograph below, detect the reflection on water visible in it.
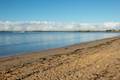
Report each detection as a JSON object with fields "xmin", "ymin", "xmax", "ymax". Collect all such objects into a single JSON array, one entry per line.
[{"xmin": 0, "ymin": 32, "xmax": 120, "ymax": 56}]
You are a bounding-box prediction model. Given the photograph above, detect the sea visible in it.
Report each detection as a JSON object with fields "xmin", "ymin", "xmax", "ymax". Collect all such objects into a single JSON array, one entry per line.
[{"xmin": 0, "ymin": 32, "xmax": 120, "ymax": 57}]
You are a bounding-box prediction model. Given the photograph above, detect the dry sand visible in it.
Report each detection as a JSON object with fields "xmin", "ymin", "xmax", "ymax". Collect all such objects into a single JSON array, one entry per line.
[{"xmin": 0, "ymin": 37, "xmax": 120, "ymax": 80}]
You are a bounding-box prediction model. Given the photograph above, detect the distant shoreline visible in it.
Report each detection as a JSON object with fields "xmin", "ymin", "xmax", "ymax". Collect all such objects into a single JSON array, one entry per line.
[{"xmin": 0, "ymin": 30, "xmax": 120, "ymax": 32}]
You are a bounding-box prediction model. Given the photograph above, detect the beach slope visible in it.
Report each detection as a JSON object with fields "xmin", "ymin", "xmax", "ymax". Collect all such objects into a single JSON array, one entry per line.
[{"xmin": 0, "ymin": 37, "xmax": 120, "ymax": 80}]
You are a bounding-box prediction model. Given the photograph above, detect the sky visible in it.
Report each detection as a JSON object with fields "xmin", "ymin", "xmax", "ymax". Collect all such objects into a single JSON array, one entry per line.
[{"xmin": 0, "ymin": 0, "xmax": 120, "ymax": 23}]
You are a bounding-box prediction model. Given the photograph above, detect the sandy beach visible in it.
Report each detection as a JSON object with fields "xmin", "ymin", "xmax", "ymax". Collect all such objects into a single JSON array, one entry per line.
[{"xmin": 0, "ymin": 36, "xmax": 120, "ymax": 80}]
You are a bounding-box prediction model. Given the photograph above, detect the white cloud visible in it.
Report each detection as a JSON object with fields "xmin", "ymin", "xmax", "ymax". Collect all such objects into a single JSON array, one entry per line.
[{"xmin": 0, "ymin": 21, "xmax": 120, "ymax": 31}]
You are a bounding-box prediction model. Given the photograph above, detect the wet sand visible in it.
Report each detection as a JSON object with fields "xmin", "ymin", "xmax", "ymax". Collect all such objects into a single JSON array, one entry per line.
[{"xmin": 0, "ymin": 36, "xmax": 120, "ymax": 80}]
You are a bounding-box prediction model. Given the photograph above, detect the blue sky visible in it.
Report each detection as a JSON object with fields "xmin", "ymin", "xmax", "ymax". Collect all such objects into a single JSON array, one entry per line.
[{"xmin": 0, "ymin": 0, "xmax": 120, "ymax": 23}]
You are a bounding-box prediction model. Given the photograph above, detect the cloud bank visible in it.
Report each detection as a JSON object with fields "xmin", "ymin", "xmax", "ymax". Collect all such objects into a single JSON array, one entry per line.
[{"xmin": 0, "ymin": 21, "xmax": 120, "ymax": 31}]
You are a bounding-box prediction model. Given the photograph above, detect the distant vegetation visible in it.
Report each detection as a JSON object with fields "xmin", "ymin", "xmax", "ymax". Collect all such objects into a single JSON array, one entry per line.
[{"xmin": 106, "ymin": 29, "xmax": 120, "ymax": 32}]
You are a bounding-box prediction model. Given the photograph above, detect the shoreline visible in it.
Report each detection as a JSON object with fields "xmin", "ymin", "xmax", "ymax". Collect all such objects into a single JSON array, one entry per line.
[
  {"xmin": 0, "ymin": 36, "xmax": 119, "ymax": 58},
  {"xmin": 0, "ymin": 36, "xmax": 120, "ymax": 80}
]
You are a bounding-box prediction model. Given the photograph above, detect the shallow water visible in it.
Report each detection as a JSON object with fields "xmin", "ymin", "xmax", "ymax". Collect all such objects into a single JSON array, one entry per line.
[{"xmin": 0, "ymin": 32, "xmax": 120, "ymax": 56}]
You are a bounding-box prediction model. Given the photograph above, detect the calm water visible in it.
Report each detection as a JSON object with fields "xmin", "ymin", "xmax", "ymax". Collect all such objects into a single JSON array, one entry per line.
[{"xmin": 0, "ymin": 32, "xmax": 120, "ymax": 57}]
